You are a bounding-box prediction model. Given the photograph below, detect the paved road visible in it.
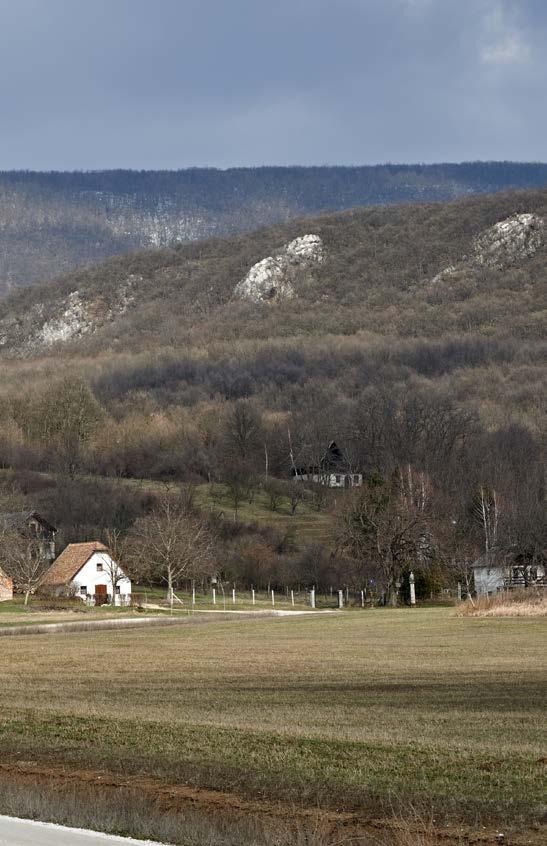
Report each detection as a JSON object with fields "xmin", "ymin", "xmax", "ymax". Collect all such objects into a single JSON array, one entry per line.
[{"xmin": 0, "ymin": 816, "xmax": 170, "ymax": 846}]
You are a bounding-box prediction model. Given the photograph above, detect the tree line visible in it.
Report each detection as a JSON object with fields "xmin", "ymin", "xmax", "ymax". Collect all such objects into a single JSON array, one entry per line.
[{"xmin": 0, "ymin": 373, "xmax": 543, "ymax": 603}]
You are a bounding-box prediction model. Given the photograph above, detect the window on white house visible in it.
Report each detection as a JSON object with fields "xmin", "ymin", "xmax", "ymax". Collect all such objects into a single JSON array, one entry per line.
[
  {"xmin": 80, "ymin": 586, "xmax": 87, "ymax": 594},
  {"xmin": 97, "ymin": 562, "xmax": 103, "ymax": 572},
  {"xmin": 335, "ymin": 475, "xmax": 341, "ymax": 484},
  {"xmin": 115, "ymin": 586, "xmax": 121, "ymax": 593}
]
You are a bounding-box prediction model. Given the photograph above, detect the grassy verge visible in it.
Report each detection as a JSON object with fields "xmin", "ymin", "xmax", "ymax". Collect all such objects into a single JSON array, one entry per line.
[
  {"xmin": 0, "ymin": 778, "xmax": 348, "ymax": 846},
  {"xmin": 459, "ymin": 589, "xmax": 547, "ymax": 617}
]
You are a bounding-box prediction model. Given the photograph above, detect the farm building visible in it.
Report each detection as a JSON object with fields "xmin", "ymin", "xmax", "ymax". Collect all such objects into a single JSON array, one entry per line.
[
  {"xmin": 0, "ymin": 566, "xmax": 13, "ymax": 601},
  {"xmin": 0, "ymin": 510, "xmax": 57, "ymax": 562},
  {"xmin": 473, "ymin": 553, "xmax": 545, "ymax": 596},
  {"xmin": 41, "ymin": 542, "xmax": 132, "ymax": 606},
  {"xmin": 291, "ymin": 441, "xmax": 362, "ymax": 488}
]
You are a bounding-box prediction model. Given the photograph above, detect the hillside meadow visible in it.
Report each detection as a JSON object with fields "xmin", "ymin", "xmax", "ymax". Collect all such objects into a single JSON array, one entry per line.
[{"xmin": 0, "ymin": 608, "xmax": 545, "ymax": 844}]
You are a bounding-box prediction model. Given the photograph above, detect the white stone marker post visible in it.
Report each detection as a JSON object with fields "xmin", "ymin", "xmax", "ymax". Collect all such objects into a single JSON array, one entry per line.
[
  {"xmin": 232, "ymin": 588, "xmax": 236, "ymax": 605},
  {"xmin": 409, "ymin": 571, "xmax": 416, "ymax": 607},
  {"xmin": 310, "ymin": 587, "xmax": 316, "ymax": 609},
  {"xmin": 212, "ymin": 588, "xmax": 216, "ymax": 605},
  {"xmin": 360, "ymin": 590, "xmax": 364, "ymax": 608},
  {"xmin": 252, "ymin": 588, "xmax": 256, "ymax": 605},
  {"xmin": 271, "ymin": 589, "xmax": 275, "ymax": 607},
  {"xmin": 338, "ymin": 590, "xmax": 344, "ymax": 609},
  {"xmin": 291, "ymin": 589, "xmax": 295, "ymax": 606}
]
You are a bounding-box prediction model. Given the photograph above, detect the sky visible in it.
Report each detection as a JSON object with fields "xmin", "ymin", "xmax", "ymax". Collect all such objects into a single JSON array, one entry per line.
[{"xmin": 0, "ymin": 0, "xmax": 545, "ymax": 170}]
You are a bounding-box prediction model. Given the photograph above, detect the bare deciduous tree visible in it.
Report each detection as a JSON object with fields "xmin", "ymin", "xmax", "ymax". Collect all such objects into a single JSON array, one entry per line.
[
  {"xmin": 98, "ymin": 529, "xmax": 130, "ymax": 604},
  {"xmin": 0, "ymin": 529, "xmax": 51, "ymax": 605},
  {"xmin": 127, "ymin": 497, "xmax": 217, "ymax": 601}
]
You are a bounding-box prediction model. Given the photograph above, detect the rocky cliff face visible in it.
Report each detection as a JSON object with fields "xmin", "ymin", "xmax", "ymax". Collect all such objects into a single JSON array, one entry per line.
[
  {"xmin": 0, "ymin": 280, "xmax": 135, "ymax": 355},
  {"xmin": 473, "ymin": 213, "xmax": 544, "ymax": 268},
  {"xmin": 234, "ymin": 235, "xmax": 324, "ymax": 303},
  {"xmin": 432, "ymin": 213, "xmax": 544, "ymax": 284}
]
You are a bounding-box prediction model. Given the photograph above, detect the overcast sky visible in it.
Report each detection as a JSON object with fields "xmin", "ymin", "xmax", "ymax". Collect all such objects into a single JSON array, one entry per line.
[{"xmin": 0, "ymin": 0, "xmax": 545, "ymax": 170}]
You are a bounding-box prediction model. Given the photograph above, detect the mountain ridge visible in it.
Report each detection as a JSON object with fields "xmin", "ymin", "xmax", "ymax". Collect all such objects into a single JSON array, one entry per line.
[
  {"xmin": 0, "ymin": 187, "xmax": 544, "ymax": 439},
  {"xmin": 2, "ymin": 161, "xmax": 547, "ymax": 296}
]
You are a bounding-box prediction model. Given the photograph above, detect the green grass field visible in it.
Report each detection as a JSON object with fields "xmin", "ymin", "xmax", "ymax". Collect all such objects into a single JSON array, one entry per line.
[{"xmin": 0, "ymin": 608, "xmax": 545, "ymax": 830}]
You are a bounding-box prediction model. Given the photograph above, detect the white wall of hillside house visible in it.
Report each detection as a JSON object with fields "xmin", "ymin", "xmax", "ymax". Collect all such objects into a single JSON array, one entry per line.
[
  {"xmin": 298, "ymin": 472, "xmax": 363, "ymax": 488},
  {"xmin": 71, "ymin": 552, "xmax": 131, "ymax": 604}
]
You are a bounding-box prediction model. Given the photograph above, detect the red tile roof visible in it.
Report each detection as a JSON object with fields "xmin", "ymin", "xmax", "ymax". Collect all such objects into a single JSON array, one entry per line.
[{"xmin": 41, "ymin": 542, "xmax": 109, "ymax": 586}]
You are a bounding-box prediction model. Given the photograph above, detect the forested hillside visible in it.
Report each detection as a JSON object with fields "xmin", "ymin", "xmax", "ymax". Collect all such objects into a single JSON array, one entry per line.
[
  {"xmin": 0, "ymin": 187, "xmax": 544, "ymax": 592},
  {"xmin": 2, "ymin": 161, "xmax": 547, "ymax": 295}
]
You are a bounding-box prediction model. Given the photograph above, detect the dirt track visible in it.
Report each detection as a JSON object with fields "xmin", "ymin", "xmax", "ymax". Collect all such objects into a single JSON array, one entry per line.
[{"xmin": 0, "ymin": 762, "xmax": 542, "ymax": 846}]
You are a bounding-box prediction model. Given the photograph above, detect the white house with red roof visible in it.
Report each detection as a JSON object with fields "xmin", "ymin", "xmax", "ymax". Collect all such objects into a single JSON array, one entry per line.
[{"xmin": 41, "ymin": 542, "xmax": 131, "ymax": 606}]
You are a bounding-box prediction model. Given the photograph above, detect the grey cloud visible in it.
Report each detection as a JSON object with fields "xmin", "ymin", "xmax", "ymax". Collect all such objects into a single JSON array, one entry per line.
[{"xmin": 0, "ymin": 0, "xmax": 545, "ymax": 168}]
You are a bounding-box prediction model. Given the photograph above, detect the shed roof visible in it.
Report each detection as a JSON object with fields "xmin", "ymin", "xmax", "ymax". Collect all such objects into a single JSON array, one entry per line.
[{"xmin": 41, "ymin": 542, "xmax": 109, "ymax": 586}]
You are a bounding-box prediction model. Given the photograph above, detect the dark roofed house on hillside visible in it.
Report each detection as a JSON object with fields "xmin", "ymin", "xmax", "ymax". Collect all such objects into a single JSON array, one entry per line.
[
  {"xmin": 0, "ymin": 511, "xmax": 57, "ymax": 562},
  {"xmin": 291, "ymin": 441, "xmax": 362, "ymax": 489}
]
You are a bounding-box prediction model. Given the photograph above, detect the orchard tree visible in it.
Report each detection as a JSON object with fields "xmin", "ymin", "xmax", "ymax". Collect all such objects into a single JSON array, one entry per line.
[
  {"xmin": 0, "ymin": 528, "xmax": 50, "ymax": 605},
  {"xmin": 127, "ymin": 497, "xmax": 217, "ymax": 601}
]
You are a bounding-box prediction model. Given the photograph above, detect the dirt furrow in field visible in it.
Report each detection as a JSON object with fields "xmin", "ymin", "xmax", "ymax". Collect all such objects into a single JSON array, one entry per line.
[{"xmin": 0, "ymin": 761, "xmax": 542, "ymax": 845}]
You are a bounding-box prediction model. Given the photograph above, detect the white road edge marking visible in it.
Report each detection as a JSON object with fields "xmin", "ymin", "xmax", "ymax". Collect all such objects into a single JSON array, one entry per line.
[{"xmin": 0, "ymin": 815, "xmax": 172, "ymax": 845}]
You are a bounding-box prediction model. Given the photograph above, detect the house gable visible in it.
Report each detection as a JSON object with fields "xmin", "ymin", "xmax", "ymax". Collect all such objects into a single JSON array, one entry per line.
[
  {"xmin": 41, "ymin": 542, "xmax": 109, "ymax": 587},
  {"xmin": 70, "ymin": 551, "xmax": 131, "ymax": 599}
]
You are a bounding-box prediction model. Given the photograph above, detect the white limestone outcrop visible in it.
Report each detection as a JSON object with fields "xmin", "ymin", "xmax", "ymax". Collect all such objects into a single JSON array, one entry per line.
[
  {"xmin": 0, "ymin": 278, "xmax": 136, "ymax": 355},
  {"xmin": 234, "ymin": 234, "xmax": 324, "ymax": 303},
  {"xmin": 473, "ymin": 213, "xmax": 544, "ymax": 268},
  {"xmin": 431, "ymin": 212, "xmax": 544, "ymax": 284}
]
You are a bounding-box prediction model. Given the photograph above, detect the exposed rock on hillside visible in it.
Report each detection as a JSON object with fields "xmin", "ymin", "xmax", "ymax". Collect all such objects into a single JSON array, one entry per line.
[
  {"xmin": 234, "ymin": 234, "xmax": 324, "ymax": 303},
  {"xmin": 0, "ymin": 279, "xmax": 135, "ymax": 355},
  {"xmin": 37, "ymin": 291, "xmax": 92, "ymax": 346},
  {"xmin": 432, "ymin": 212, "xmax": 544, "ymax": 284},
  {"xmin": 473, "ymin": 213, "xmax": 544, "ymax": 268}
]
